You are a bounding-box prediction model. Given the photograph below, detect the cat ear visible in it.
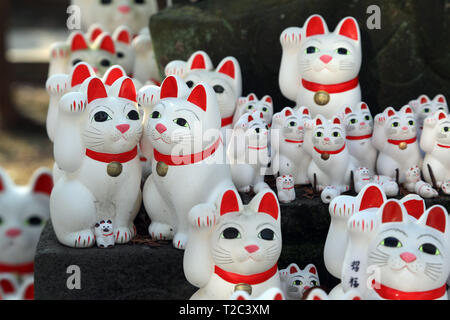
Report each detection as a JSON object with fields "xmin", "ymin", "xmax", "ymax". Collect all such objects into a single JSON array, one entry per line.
[
  {"xmin": 381, "ymin": 200, "xmax": 405, "ymax": 224},
  {"xmin": 437, "ymin": 111, "xmax": 447, "ymax": 121},
  {"xmin": 304, "ymin": 14, "xmax": 328, "ymax": 37},
  {"xmin": 359, "ymin": 102, "xmax": 369, "ymax": 111},
  {"xmin": 385, "ymin": 107, "xmax": 396, "ymax": 118},
  {"xmin": 358, "ymin": 184, "xmax": 386, "ymax": 211},
  {"xmin": 262, "ymin": 95, "xmax": 273, "ymax": 106},
  {"xmin": 0, "ymin": 167, "xmax": 13, "ymax": 193},
  {"xmin": 113, "ymin": 26, "xmax": 132, "ymax": 45},
  {"xmin": 87, "ymin": 24, "xmax": 105, "ymax": 42},
  {"xmin": 302, "ymin": 107, "xmax": 310, "ymax": 115},
  {"xmin": 70, "ymin": 62, "xmax": 95, "ymax": 88},
  {"xmin": 401, "ymin": 195, "xmax": 426, "ymax": 220},
  {"xmin": 29, "ymin": 168, "xmax": 53, "ymax": 197},
  {"xmin": 187, "ymin": 51, "xmax": 213, "ymax": 71},
  {"xmin": 332, "ymin": 116, "xmax": 341, "ymax": 125},
  {"xmin": 284, "ymin": 108, "xmax": 293, "ymax": 117},
  {"xmin": 335, "ymin": 17, "xmax": 360, "ymax": 42},
  {"xmin": 400, "ymin": 105, "xmax": 413, "ymax": 114},
  {"xmin": 344, "ymin": 107, "xmax": 353, "ymax": 115},
  {"xmin": 69, "ymin": 32, "xmax": 89, "ymax": 52},
  {"xmin": 219, "ymin": 189, "xmax": 242, "ymax": 216},
  {"xmin": 433, "ymin": 94, "xmax": 447, "ymax": 105},
  {"xmin": 305, "ymin": 264, "xmax": 317, "ymax": 275},
  {"xmin": 96, "ymin": 33, "xmax": 115, "ymax": 55},
  {"xmin": 160, "ymin": 75, "xmax": 180, "ymax": 99},
  {"xmin": 288, "ymin": 263, "xmax": 300, "ymax": 274},
  {"xmin": 250, "ymin": 190, "xmax": 280, "ymax": 221},
  {"xmin": 118, "ymin": 78, "xmax": 137, "ymax": 103},
  {"xmin": 87, "ymin": 77, "xmax": 108, "ymax": 103},
  {"xmin": 247, "ymin": 93, "xmax": 257, "ymax": 101},
  {"xmin": 315, "ymin": 116, "xmax": 324, "ymax": 126},
  {"xmin": 418, "ymin": 205, "xmax": 448, "ymax": 234},
  {"xmin": 102, "ymin": 65, "xmax": 126, "ymax": 86},
  {"xmin": 187, "ymin": 84, "xmax": 208, "ymax": 112},
  {"xmin": 418, "ymin": 94, "xmax": 430, "ymax": 105},
  {"xmin": 216, "ymin": 57, "xmax": 242, "ymax": 96}
]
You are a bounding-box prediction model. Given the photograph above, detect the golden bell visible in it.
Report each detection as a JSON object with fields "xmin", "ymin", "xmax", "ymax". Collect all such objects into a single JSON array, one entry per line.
[
  {"xmin": 314, "ymin": 90, "xmax": 330, "ymax": 106},
  {"xmin": 321, "ymin": 153, "xmax": 330, "ymax": 161},
  {"xmin": 399, "ymin": 142, "xmax": 407, "ymax": 150},
  {"xmin": 107, "ymin": 161, "xmax": 122, "ymax": 177},
  {"xmin": 156, "ymin": 161, "xmax": 168, "ymax": 177},
  {"xmin": 234, "ymin": 283, "xmax": 252, "ymax": 295}
]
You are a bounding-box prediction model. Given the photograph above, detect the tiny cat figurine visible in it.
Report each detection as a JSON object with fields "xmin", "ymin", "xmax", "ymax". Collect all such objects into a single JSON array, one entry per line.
[
  {"xmin": 0, "ymin": 168, "xmax": 52, "ymax": 275},
  {"xmin": 303, "ymin": 115, "xmax": 356, "ymax": 194},
  {"xmin": 279, "ymin": 263, "xmax": 320, "ymax": 300},
  {"xmin": 0, "ymin": 274, "xmax": 34, "ymax": 300},
  {"xmin": 227, "ymin": 112, "xmax": 271, "ymax": 193},
  {"xmin": 271, "ymin": 106, "xmax": 311, "ymax": 185},
  {"xmin": 50, "ymin": 76, "xmax": 142, "ymax": 248},
  {"xmin": 184, "ymin": 189, "xmax": 282, "ymax": 300},
  {"xmin": 230, "ymin": 287, "xmax": 284, "ymax": 300},
  {"xmin": 138, "ymin": 75, "xmax": 237, "ymax": 250},
  {"xmin": 354, "ymin": 167, "xmax": 398, "ymax": 197},
  {"xmin": 340, "ymin": 102, "xmax": 377, "ymax": 172},
  {"xmin": 276, "ymin": 175, "xmax": 295, "ymax": 204},
  {"xmin": 279, "ymin": 14, "xmax": 362, "ymax": 119},
  {"xmin": 404, "ymin": 167, "xmax": 438, "ymax": 198},
  {"xmin": 409, "ymin": 94, "xmax": 448, "ymax": 135},
  {"xmin": 233, "ymin": 93, "xmax": 274, "ymax": 127},
  {"xmin": 372, "ymin": 106, "xmax": 423, "ymax": 183},
  {"xmin": 421, "ymin": 111, "xmax": 450, "ymax": 191},
  {"xmin": 165, "ymin": 51, "xmax": 242, "ymax": 136},
  {"xmin": 94, "ymin": 219, "xmax": 115, "ymax": 248}
]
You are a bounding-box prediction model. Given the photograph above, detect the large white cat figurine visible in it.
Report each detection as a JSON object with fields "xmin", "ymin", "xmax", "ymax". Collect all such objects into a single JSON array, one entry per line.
[
  {"xmin": 279, "ymin": 263, "xmax": 320, "ymax": 300},
  {"xmin": 139, "ymin": 75, "xmax": 237, "ymax": 249},
  {"xmin": 279, "ymin": 15, "xmax": 362, "ymax": 118},
  {"xmin": 184, "ymin": 189, "xmax": 282, "ymax": 299},
  {"xmin": 50, "ymin": 76, "xmax": 142, "ymax": 247}
]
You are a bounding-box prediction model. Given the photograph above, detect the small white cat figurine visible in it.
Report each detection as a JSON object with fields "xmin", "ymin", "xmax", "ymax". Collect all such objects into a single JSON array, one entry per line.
[
  {"xmin": 354, "ymin": 167, "xmax": 398, "ymax": 197},
  {"xmin": 184, "ymin": 189, "xmax": 282, "ymax": 300},
  {"xmin": 0, "ymin": 168, "xmax": 52, "ymax": 275},
  {"xmin": 409, "ymin": 94, "xmax": 448, "ymax": 135},
  {"xmin": 233, "ymin": 93, "xmax": 274, "ymax": 127},
  {"xmin": 276, "ymin": 175, "xmax": 295, "ymax": 204},
  {"xmin": 279, "ymin": 14, "xmax": 362, "ymax": 118},
  {"xmin": 50, "ymin": 76, "xmax": 142, "ymax": 248},
  {"xmin": 279, "ymin": 263, "xmax": 320, "ymax": 300},
  {"xmin": 372, "ymin": 106, "xmax": 423, "ymax": 183},
  {"xmin": 404, "ymin": 167, "xmax": 438, "ymax": 198},
  {"xmin": 94, "ymin": 219, "xmax": 115, "ymax": 248}
]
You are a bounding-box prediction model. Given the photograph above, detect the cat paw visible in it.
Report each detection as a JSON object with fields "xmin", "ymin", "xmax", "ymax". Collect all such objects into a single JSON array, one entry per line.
[
  {"xmin": 280, "ymin": 27, "xmax": 303, "ymax": 51},
  {"xmin": 304, "ymin": 119, "xmax": 314, "ymax": 130},
  {"xmin": 46, "ymin": 74, "xmax": 69, "ymax": 95},
  {"xmin": 164, "ymin": 60, "xmax": 187, "ymax": 78},
  {"xmin": 188, "ymin": 203, "xmax": 218, "ymax": 229},
  {"xmin": 375, "ymin": 114, "xmax": 386, "ymax": 125},
  {"xmin": 114, "ymin": 227, "xmax": 133, "ymax": 244},
  {"xmin": 59, "ymin": 92, "xmax": 87, "ymax": 115},
  {"xmin": 66, "ymin": 230, "xmax": 95, "ymax": 248},
  {"xmin": 138, "ymin": 85, "xmax": 160, "ymax": 107},
  {"xmin": 348, "ymin": 213, "xmax": 377, "ymax": 235},
  {"xmin": 148, "ymin": 222, "xmax": 174, "ymax": 240},
  {"xmin": 424, "ymin": 116, "xmax": 437, "ymax": 128},
  {"xmin": 173, "ymin": 233, "xmax": 188, "ymax": 250},
  {"xmin": 49, "ymin": 42, "xmax": 70, "ymax": 60},
  {"xmin": 329, "ymin": 195, "xmax": 357, "ymax": 220}
]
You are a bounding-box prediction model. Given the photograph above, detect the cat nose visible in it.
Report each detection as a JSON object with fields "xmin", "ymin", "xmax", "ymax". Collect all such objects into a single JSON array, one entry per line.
[
  {"xmin": 118, "ymin": 5, "xmax": 131, "ymax": 14},
  {"xmin": 245, "ymin": 245, "xmax": 259, "ymax": 253},
  {"xmin": 360, "ymin": 122, "xmax": 366, "ymax": 126},
  {"xmin": 320, "ymin": 55, "xmax": 333, "ymax": 64},
  {"xmin": 298, "ymin": 126, "xmax": 304, "ymax": 131},
  {"xmin": 400, "ymin": 252, "xmax": 416, "ymax": 263},
  {"xmin": 402, "ymin": 126, "xmax": 408, "ymax": 131},
  {"xmin": 6, "ymin": 228, "xmax": 22, "ymax": 238},
  {"xmin": 324, "ymin": 137, "xmax": 330, "ymax": 142},
  {"xmin": 156, "ymin": 123, "xmax": 167, "ymax": 134},
  {"xmin": 116, "ymin": 124, "xmax": 130, "ymax": 134}
]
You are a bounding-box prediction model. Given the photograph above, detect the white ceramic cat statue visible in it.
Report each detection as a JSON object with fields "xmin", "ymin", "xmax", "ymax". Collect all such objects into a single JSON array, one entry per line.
[
  {"xmin": 354, "ymin": 167, "xmax": 398, "ymax": 197},
  {"xmin": 271, "ymin": 106, "xmax": 311, "ymax": 185},
  {"xmin": 276, "ymin": 175, "xmax": 295, "ymax": 204},
  {"xmin": 227, "ymin": 112, "xmax": 271, "ymax": 193},
  {"xmin": 404, "ymin": 167, "xmax": 438, "ymax": 198},
  {"xmin": 279, "ymin": 263, "xmax": 320, "ymax": 300},
  {"xmin": 233, "ymin": 93, "xmax": 274, "ymax": 127},
  {"xmin": 279, "ymin": 14, "xmax": 362, "ymax": 118},
  {"xmin": 184, "ymin": 189, "xmax": 282, "ymax": 299},
  {"xmin": 0, "ymin": 168, "xmax": 52, "ymax": 275},
  {"xmin": 340, "ymin": 102, "xmax": 377, "ymax": 172},
  {"xmin": 94, "ymin": 219, "xmax": 115, "ymax": 248},
  {"xmin": 50, "ymin": 76, "xmax": 142, "ymax": 248},
  {"xmin": 421, "ymin": 111, "xmax": 450, "ymax": 192},
  {"xmin": 230, "ymin": 287, "xmax": 284, "ymax": 300},
  {"xmin": 372, "ymin": 106, "xmax": 423, "ymax": 183},
  {"xmin": 139, "ymin": 75, "xmax": 237, "ymax": 249},
  {"xmin": 0, "ymin": 274, "xmax": 34, "ymax": 300},
  {"xmin": 409, "ymin": 94, "xmax": 448, "ymax": 134}
]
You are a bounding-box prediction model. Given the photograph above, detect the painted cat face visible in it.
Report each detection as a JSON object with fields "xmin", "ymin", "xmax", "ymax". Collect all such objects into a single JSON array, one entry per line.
[
  {"xmin": 428, "ymin": 111, "xmax": 450, "ymax": 145},
  {"xmin": 283, "ymin": 263, "xmax": 320, "ymax": 299},
  {"xmin": 368, "ymin": 200, "xmax": 449, "ymax": 292},
  {"xmin": 311, "ymin": 115, "xmax": 345, "ymax": 151},
  {"xmin": 406, "ymin": 166, "xmax": 421, "ymax": 182},
  {"xmin": 273, "ymin": 107, "xmax": 310, "ymax": 142},
  {"xmin": 240, "ymin": 94, "xmax": 274, "ymax": 125},
  {"xmin": 298, "ymin": 15, "xmax": 361, "ymax": 84},
  {"xmin": 234, "ymin": 112, "xmax": 269, "ymax": 152},
  {"xmin": 211, "ymin": 190, "xmax": 282, "ymax": 275},
  {"xmin": 410, "ymin": 94, "xmax": 448, "ymax": 127},
  {"xmin": 95, "ymin": 219, "xmax": 113, "ymax": 234},
  {"xmin": 383, "ymin": 106, "xmax": 417, "ymax": 140},
  {"xmin": 147, "ymin": 75, "xmax": 221, "ymax": 156},
  {"xmin": 342, "ymin": 102, "xmax": 373, "ymax": 136},
  {"xmin": 355, "ymin": 167, "xmax": 371, "ymax": 181},
  {"xmin": 276, "ymin": 175, "xmax": 294, "ymax": 189},
  {"xmin": 81, "ymin": 76, "xmax": 142, "ymax": 154},
  {"xmin": 0, "ymin": 168, "xmax": 52, "ymax": 265}
]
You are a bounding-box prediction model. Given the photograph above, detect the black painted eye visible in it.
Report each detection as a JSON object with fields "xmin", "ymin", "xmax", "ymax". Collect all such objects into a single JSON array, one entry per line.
[
  {"xmin": 419, "ymin": 243, "xmax": 440, "ymax": 255},
  {"xmin": 100, "ymin": 59, "xmax": 111, "ymax": 67},
  {"xmin": 127, "ymin": 110, "xmax": 140, "ymax": 120},
  {"xmin": 306, "ymin": 46, "xmax": 319, "ymax": 54},
  {"xmin": 26, "ymin": 216, "xmax": 43, "ymax": 226},
  {"xmin": 72, "ymin": 59, "xmax": 83, "ymax": 66},
  {"xmin": 221, "ymin": 227, "xmax": 241, "ymax": 239},
  {"xmin": 408, "ymin": 120, "xmax": 415, "ymax": 126},
  {"xmin": 365, "ymin": 115, "xmax": 371, "ymax": 121},
  {"xmin": 332, "ymin": 131, "xmax": 340, "ymax": 137},
  {"xmin": 316, "ymin": 131, "xmax": 323, "ymax": 137},
  {"xmin": 213, "ymin": 85, "xmax": 225, "ymax": 94},
  {"xmin": 289, "ymin": 121, "xmax": 297, "ymax": 127},
  {"xmin": 117, "ymin": 52, "xmax": 125, "ymax": 59},
  {"xmin": 173, "ymin": 118, "xmax": 189, "ymax": 128},
  {"xmin": 135, "ymin": 0, "xmax": 145, "ymax": 3},
  {"xmin": 94, "ymin": 111, "xmax": 111, "ymax": 122},
  {"xmin": 443, "ymin": 126, "xmax": 450, "ymax": 133},
  {"xmin": 186, "ymin": 80, "xmax": 194, "ymax": 88},
  {"xmin": 336, "ymin": 47, "xmax": 349, "ymax": 55},
  {"xmin": 151, "ymin": 111, "xmax": 161, "ymax": 119},
  {"xmin": 255, "ymin": 128, "xmax": 260, "ymax": 133},
  {"xmin": 262, "ymin": 107, "xmax": 268, "ymax": 112},
  {"xmin": 350, "ymin": 118, "xmax": 357, "ymax": 124},
  {"xmin": 424, "ymin": 108, "xmax": 430, "ymax": 113},
  {"xmin": 311, "ymin": 280, "xmax": 319, "ymax": 287},
  {"xmin": 258, "ymin": 228, "xmax": 275, "ymax": 240},
  {"xmin": 265, "ymin": 125, "xmax": 269, "ymax": 130},
  {"xmin": 100, "ymin": 0, "xmax": 112, "ymax": 4},
  {"xmin": 392, "ymin": 122, "xmax": 399, "ymax": 128},
  {"xmin": 293, "ymin": 280, "xmax": 302, "ymax": 286},
  {"xmin": 380, "ymin": 237, "xmax": 402, "ymax": 248},
  {"xmin": 247, "ymin": 105, "xmax": 254, "ymax": 110}
]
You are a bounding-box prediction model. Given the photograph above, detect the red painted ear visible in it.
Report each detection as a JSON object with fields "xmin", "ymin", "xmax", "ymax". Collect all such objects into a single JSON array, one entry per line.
[
  {"xmin": 90, "ymin": 27, "xmax": 103, "ymax": 42},
  {"xmin": 217, "ymin": 60, "xmax": 235, "ymax": 79},
  {"xmin": 160, "ymin": 76, "xmax": 178, "ymax": 99},
  {"xmin": 32, "ymin": 172, "xmax": 53, "ymax": 196},
  {"xmin": 285, "ymin": 109, "xmax": 292, "ymax": 117},
  {"xmin": 248, "ymin": 94, "xmax": 256, "ymax": 101},
  {"xmin": 420, "ymin": 96, "xmax": 429, "ymax": 104},
  {"xmin": 116, "ymin": 29, "xmax": 131, "ymax": 44},
  {"xmin": 257, "ymin": 192, "xmax": 279, "ymax": 220},
  {"xmin": 248, "ymin": 115, "xmax": 254, "ymax": 122},
  {"xmin": 0, "ymin": 279, "xmax": 15, "ymax": 294},
  {"xmin": 190, "ymin": 53, "xmax": 207, "ymax": 70},
  {"xmin": 438, "ymin": 111, "xmax": 447, "ymax": 120},
  {"xmin": 306, "ymin": 15, "xmax": 326, "ymax": 37},
  {"xmin": 99, "ymin": 35, "xmax": 115, "ymax": 55},
  {"xmin": 71, "ymin": 63, "xmax": 93, "ymax": 88},
  {"xmin": 264, "ymin": 96, "xmax": 272, "ymax": 104},
  {"xmin": 187, "ymin": 85, "xmax": 208, "ymax": 112},
  {"xmin": 360, "ymin": 185, "xmax": 384, "ymax": 211},
  {"xmin": 23, "ymin": 283, "xmax": 34, "ymax": 300},
  {"xmin": 426, "ymin": 206, "xmax": 446, "ymax": 233},
  {"xmin": 87, "ymin": 78, "xmax": 108, "ymax": 103},
  {"xmin": 438, "ymin": 96, "xmax": 445, "ymax": 103},
  {"xmin": 345, "ymin": 107, "xmax": 352, "ymax": 114},
  {"xmin": 70, "ymin": 33, "xmax": 88, "ymax": 52},
  {"xmin": 220, "ymin": 190, "xmax": 240, "ymax": 216},
  {"xmin": 360, "ymin": 103, "xmax": 368, "ymax": 110},
  {"xmin": 315, "ymin": 118, "xmax": 322, "ymax": 126},
  {"xmin": 333, "ymin": 117, "xmax": 341, "ymax": 125},
  {"xmin": 303, "ymin": 108, "xmax": 309, "ymax": 115},
  {"xmin": 118, "ymin": 78, "xmax": 137, "ymax": 103},
  {"xmin": 403, "ymin": 199, "xmax": 425, "ymax": 220},
  {"xmin": 104, "ymin": 67, "xmax": 125, "ymax": 86},
  {"xmin": 289, "ymin": 265, "xmax": 299, "ymax": 274},
  {"xmin": 309, "ymin": 266, "xmax": 317, "ymax": 275},
  {"xmin": 404, "ymin": 107, "xmax": 413, "ymax": 114},
  {"xmin": 338, "ymin": 18, "xmax": 359, "ymax": 41},
  {"xmin": 387, "ymin": 109, "xmax": 395, "ymax": 117},
  {"xmin": 381, "ymin": 201, "xmax": 404, "ymax": 224},
  {"xmin": 274, "ymin": 293, "xmax": 283, "ymax": 300}
]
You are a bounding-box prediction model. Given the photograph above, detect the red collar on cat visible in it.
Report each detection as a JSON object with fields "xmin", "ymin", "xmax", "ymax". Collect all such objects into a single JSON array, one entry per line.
[
  {"xmin": 373, "ymin": 282, "xmax": 446, "ymax": 300},
  {"xmin": 221, "ymin": 116, "xmax": 233, "ymax": 127},
  {"xmin": 0, "ymin": 262, "xmax": 34, "ymax": 274},
  {"xmin": 154, "ymin": 137, "xmax": 222, "ymax": 166},
  {"xmin": 346, "ymin": 134, "xmax": 372, "ymax": 140},
  {"xmin": 214, "ymin": 263, "xmax": 278, "ymax": 285},
  {"xmin": 313, "ymin": 144, "xmax": 346, "ymax": 155},
  {"xmin": 285, "ymin": 139, "xmax": 304, "ymax": 144},
  {"xmin": 302, "ymin": 77, "xmax": 359, "ymax": 94},
  {"xmin": 437, "ymin": 143, "xmax": 450, "ymax": 149},
  {"xmin": 85, "ymin": 146, "xmax": 138, "ymax": 163},
  {"xmin": 387, "ymin": 137, "xmax": 417, "ymax": 146}
]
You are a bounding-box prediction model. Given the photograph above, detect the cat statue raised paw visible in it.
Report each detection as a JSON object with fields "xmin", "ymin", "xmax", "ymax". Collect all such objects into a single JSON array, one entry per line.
[
  {"xmin": 233, "ymin": 93, "xmax": 274, "ymax": 127},
  {"xmin": 184, "ymin": 189, "xmax": 282, "ymax": 300},
  {"xmin": 0, "ymin": 274, "xmax": 34, "ymax": 300},
  {"xmin": 94, "ymin": 219, "xmax": 115, "ymax": 248},
  {"xmin": 276, "ymin": 175, "xmax": 295, "ymax": 204},
  {"xmin": 279, "ymin": 263, "xmax": 320, "ymax": 300},
  {"xmin": 404, "ymin": 167, "xmax": 438, "ymax": 198},
  {"xmin": 354, "ymin": 167, "xmax": 398, "ymax": 197},
  {"xmin": 279, "ymin": 14, "xmax": 362, "ymax": 118},
  {"xmin": 50, "ymin": 76, "xmax": 142, "ymax": 248}
]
